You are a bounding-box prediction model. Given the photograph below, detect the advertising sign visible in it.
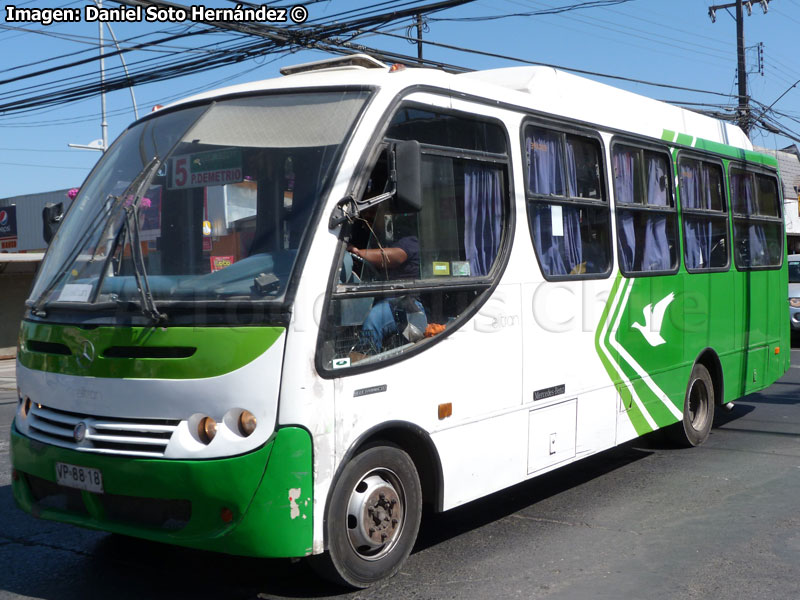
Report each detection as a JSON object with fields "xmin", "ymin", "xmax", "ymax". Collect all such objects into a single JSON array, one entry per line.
[
  {"xmin": 210, "ymin": 255, "xmax": 235, "ymax": 272},
  {"xmin": 0, "ymin": 205, "xmax": 18, "ymax": 249},
  {"xmin": 0, "ymin": 205, "xmax": 18, "ymax": 239},
  {"xmin": 169, "ymin": 149, "xmax": 243, "ymax": 190}
]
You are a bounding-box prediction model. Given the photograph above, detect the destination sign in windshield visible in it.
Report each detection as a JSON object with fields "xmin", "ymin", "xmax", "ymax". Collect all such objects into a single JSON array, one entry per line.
[{"xmin": 169, "ymin": 149, "xmax": 243, "ymax": 190}]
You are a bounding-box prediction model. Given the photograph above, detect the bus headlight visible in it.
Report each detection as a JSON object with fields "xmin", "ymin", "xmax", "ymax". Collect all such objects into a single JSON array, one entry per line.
[
  {"xmin": 198, "ymin": 416, "xmax": 217, "ymax": 444},
  {"xmin": 790, "ymin": 297, "xmax": 800, "ymax": 308},
  {"xmin": 238, "ymin": 410, "xmax": 257, "ymax": 437}
]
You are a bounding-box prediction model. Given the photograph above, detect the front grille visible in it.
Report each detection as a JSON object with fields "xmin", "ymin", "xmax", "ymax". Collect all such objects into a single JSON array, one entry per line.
[
  {"xmin": 24, "ymin": 473, "xmax": 190, "ymax": 530},
  {"xmin": 27, "ymin": 404, "xmax": 180, "ymax": 458},
  {"xmin": 100, "ymin": 494, "xmax": 191, "ymax": 530},
  {"xmin": 26, "ymin": 473, "xmax": 88, "ymax": 514}
]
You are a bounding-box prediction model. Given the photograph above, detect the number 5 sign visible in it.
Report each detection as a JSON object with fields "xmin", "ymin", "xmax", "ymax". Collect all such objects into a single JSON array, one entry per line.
[{"xmin": 172, "ymin": 156, "xmax": 189, "ymax": 189}]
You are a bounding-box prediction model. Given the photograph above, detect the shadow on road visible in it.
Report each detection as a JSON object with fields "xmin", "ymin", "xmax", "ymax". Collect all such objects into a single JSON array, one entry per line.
[
  {"xmin": 0, "ymin": 484, "xmax": 345, "ymax": 600},
  {"xmin": 414, "ymin": 441, "xmax": 652, "ymax": 554},
  {"xmin": 0, "ymin": 442, "xmax": 655, "ymax": 600}
]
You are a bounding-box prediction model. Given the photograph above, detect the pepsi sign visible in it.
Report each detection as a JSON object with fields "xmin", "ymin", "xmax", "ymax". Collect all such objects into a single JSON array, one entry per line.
[{"xmin": 0, "ymin": 205, "xmax": 17, "ymax": 239}]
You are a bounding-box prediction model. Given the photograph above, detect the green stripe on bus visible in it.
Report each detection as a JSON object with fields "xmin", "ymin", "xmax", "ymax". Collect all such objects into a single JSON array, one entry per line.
[
  {"xmin": 18, "ymin": 321, "xmax": 284, "ymax": 379},
  {"xmin": 662, "ymin": 129, "xmax": 779, "ymax": 167},
  {"xmin": 605, "ymin": 278, "xmax": 656, "ymax": 435},
  {"xmin": 594, "ymin": 275, "xmax": 653, "ymax": 436}
]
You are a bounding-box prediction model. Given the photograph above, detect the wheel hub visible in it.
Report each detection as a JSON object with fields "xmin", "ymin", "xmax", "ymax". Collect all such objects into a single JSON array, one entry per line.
[{"xmin": 347, "ymin": 473, "xmax": 405, "ymax": 559}]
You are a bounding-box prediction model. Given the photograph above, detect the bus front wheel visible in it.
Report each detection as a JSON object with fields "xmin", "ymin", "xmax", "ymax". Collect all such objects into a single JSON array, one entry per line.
[
  {"xmin": 669, "ymin": 363, "xmax": 715, "ymax": 447},
  {"xmin": 314, "ymin": 444, "xmax": 422, "ymax": 588}
]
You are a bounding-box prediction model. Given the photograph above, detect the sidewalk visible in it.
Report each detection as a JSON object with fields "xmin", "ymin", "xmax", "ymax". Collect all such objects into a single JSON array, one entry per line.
[{"xmin": 0, "ymin": 346, "xmax": 17, "ymax": 360}]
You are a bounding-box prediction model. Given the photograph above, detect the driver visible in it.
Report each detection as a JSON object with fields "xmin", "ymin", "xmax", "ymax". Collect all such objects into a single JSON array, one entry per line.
[{"xmin": 347, "ymin": 209, "xmax": 425, "ymax": 356}]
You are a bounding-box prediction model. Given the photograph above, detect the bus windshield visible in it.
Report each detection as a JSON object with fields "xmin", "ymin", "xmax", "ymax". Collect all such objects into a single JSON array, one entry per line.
[{"xmin": 28, "ymin": 90, "xmax": 370, "ymax": 315}]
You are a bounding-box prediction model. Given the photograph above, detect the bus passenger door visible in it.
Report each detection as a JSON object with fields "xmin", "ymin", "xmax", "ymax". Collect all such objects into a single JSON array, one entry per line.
[{"xmin": 317, "ymin": 103, "xmax": 522, "ymax": 483}]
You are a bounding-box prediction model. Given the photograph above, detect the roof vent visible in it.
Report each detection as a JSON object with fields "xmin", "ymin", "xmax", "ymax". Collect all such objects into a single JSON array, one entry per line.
[{"xmin": 280, "ymin": 54, "xmax": 388, "ymax": 76}]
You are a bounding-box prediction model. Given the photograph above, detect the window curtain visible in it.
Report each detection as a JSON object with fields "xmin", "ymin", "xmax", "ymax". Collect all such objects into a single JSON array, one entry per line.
[
  {"xmin": 732, "ymin": 172, "xmax": 768, "ymax": 266},
  {"xmin": 464, "ymin": 165, "xmax": 502, "ymax": 276},
  {"xmin": 562, "ymin": 141, "xmax": 583, "ymax": 271},
  {"xmin": 680, "ymin": 161, "xmax": 713, "ymax": 269},
  {"xmin": 527, "ymin": 130, "xmax": 583, "ymax": 275},
  {"xmin": 641, "ymin": 156, "xmax": 671, "ymax": 271},
  {"xmin": 613, "ymin": 149, "xmax": 636, "ymax": 271},
  {"xmin": 528, "ymin": 129, "xmax": 564, "ymax": 196}
]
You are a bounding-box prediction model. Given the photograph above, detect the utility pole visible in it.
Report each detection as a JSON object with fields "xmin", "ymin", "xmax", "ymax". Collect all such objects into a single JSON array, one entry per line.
[
  {"xmin": 416, "ymin": 13, "xmax": 424, "ymax": 64},
  {"xmin": 407, "ymin": 13, "xmax": 429, "ymax": 66},
  {"xmin": 708, "ymin": 0, "xmax": 769, "ymax": 136}
]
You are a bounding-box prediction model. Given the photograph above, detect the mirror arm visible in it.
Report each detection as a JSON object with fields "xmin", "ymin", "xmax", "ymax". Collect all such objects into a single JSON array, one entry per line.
[
  {"xmin": 329, "ymin": 142, "xmax": 408, "ymax": 229},
  {"xmin": 328, "ymin": 182, "xmax": 400, "ymax": 229},
  {"xmin": 357, "ymin": 188, "xmax": 396, "ymax": 211}
]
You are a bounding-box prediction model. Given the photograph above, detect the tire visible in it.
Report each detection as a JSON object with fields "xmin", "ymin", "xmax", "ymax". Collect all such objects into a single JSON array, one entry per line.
[
  {"xmin": 668, "ymin": 363, "xmax": 715, "ymax": 447},
  {"xmin": 311, "ymin": 444, "xmax": 422, "ymax": 588}
]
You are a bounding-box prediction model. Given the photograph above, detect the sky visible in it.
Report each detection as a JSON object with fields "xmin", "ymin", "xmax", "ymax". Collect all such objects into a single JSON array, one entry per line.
[{"xmin": 2, "ymin": 0, "xmax": 800, "ymax": 200}]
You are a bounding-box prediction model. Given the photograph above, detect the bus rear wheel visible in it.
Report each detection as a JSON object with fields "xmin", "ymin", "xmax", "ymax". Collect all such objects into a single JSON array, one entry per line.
[
  {"xmin": 668, "ymin": 363, "xmax": 715, "ymax": 447},
  {"xmin": 313, "ymin": 444, "xmax": 422, "ymax": 588}
]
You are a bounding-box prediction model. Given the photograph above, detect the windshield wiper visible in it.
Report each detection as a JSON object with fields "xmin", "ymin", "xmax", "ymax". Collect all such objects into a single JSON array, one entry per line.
[
  {"xmin": 32, "ymin": 157, "xmax": 164, "ymax": 324},
  {"xmin": 117, "ymin": 157, "xmax": 167, "ymax": 326}
]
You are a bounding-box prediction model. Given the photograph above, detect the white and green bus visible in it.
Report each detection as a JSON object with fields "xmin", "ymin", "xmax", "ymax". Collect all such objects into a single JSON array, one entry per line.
[{"xmin": 11, "ymin": 55, "xmax": 790, "ymax": 587}]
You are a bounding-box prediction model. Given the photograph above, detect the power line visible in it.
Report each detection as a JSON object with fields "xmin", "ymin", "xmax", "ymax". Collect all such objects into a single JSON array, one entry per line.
[
  {"xmin": 367, "ymin": 28, "xmax": 735, "ymax": 98},
  {"xmin": 427, "ymin": 0, "xmax": 638, "ymax": 21}
]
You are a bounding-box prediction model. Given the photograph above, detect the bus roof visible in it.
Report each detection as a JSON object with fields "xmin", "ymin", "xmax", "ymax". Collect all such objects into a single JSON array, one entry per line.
[{"xmin": 162, "ymin": 55, "xmax": 753, "ymax": 156}]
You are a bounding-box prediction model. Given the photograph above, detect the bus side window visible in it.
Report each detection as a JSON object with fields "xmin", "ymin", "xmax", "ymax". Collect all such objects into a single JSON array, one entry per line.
[
  {"xmin": 524, "ymin": 124, "xmax": 611, "ymax": 279},
  {"xmin": 612, "ymin": 143, "xmax": 679, "ymax": 276},
  {"xmin": 678, "ymin": 156, "xmax": 730, "ymax": 272},
  {"xmin": 320, "ymin": 107, "xmax": 510, "ymax": 371},
  {"xmin": 730, "ymin": 167, "xmax": 783, "ymax": 269}
]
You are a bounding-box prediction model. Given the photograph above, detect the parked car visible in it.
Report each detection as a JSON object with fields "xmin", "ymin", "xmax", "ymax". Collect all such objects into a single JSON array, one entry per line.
[{"xmin": 789, "ymin": 254, "xmax": 800, "ymax": 334}]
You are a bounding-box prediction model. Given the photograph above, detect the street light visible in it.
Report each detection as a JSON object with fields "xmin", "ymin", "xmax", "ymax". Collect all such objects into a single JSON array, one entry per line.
[{"xmin": 67, "ymin": 0, "xmax": 139, "ymax": 153}]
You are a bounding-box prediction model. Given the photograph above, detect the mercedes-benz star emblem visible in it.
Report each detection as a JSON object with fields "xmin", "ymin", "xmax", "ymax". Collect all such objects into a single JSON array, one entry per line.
[
  {"xmin": 76, "ymin": 339, "xmax": 96, "ymax": 369},
  {"xmin": 73, "ymin": 422, "xmax": 87, "ymax": 443}
]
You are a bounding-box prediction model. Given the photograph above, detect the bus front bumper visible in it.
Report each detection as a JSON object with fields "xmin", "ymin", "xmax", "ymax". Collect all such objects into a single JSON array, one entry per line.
[{"xmin": 10, "ymin": 424, "xmax": 313, "ymax": 558}]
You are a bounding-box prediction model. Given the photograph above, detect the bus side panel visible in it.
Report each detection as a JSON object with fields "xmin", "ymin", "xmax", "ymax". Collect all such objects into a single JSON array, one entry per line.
[
  {"xmin": 603, "ymin": 274, "xmax": 686, "ymax": 435},
  {"xmin": 522, "ymin": 278, "xmax": 617, "ymax": 452},
  {"xmin": 431, "ymin": 411, "xmax": 529, "ymax": 511},
  {"xmin": 329, "ymin": 284, "xmax": 524, "ymax": 510}
]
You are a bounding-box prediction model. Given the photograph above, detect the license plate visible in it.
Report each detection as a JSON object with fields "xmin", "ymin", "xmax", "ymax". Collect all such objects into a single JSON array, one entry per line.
[{"xmin": 55, "ymin": 462, "xmax": 104, "ymax": 494}]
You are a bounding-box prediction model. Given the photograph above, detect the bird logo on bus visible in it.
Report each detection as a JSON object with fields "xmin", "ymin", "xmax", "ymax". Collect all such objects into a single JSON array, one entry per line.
[{"xmin": 632, "ymin": 292, "xmax": 675, "ymax": 347}]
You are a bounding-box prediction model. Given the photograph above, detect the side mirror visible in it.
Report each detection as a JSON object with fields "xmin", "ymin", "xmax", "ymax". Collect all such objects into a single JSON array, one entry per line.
[
  {"xmin": 42, "ymin": 202, "xmax": 64, "ymax": 244},
  {"xmin": 393, "ymin": 140, "xmax": 422, "ymax": 212}
]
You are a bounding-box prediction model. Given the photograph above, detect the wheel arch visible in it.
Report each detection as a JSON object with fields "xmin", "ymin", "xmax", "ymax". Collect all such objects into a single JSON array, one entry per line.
[
  {"xmin": 321, "ymin": 421, "xmax": 444, "ymax": 549},
  {"xmin": 694, "ymin": 347, "xmax": 724, "ymax": 405}
]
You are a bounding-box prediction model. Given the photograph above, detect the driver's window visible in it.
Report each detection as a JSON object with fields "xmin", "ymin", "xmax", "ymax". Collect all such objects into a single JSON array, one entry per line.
[{"xmin": 319, "ymin": 105, "xmax": 510, "ymax": 372}]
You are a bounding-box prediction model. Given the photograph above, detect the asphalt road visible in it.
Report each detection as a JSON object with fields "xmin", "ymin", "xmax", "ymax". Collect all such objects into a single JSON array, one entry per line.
[{"xmin": 1, "ymin": 353, "xmax": 799, "ymax": 600}]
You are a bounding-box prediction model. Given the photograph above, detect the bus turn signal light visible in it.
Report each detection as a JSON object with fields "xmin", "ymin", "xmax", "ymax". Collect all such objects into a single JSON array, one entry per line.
[
  {"xmin": 438, "ymin": 403, "xmax": 452, "ymax": 420},
  {"xmin": 198, "ymin": 416, "xmax": 217, "ymax": 444},
  {"xmin": 238, "ymin": 410, "xmax": 257, "ymax": 436}
]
